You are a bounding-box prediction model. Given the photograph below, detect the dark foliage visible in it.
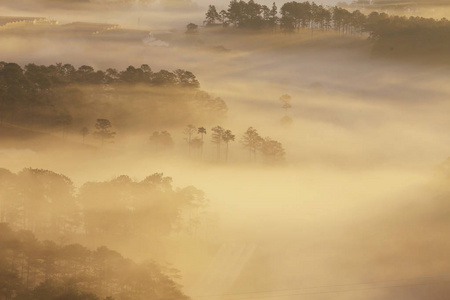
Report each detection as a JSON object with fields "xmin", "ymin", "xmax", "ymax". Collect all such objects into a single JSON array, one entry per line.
[{"xmin": 0, "ymin": 62, "xmax": 228, "ymax": 133}]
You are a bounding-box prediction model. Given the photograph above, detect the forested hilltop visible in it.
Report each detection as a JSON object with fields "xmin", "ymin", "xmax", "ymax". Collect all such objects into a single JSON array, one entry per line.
[
  {"xmin": 0, "ymin": 62, "xmax": 227, "ymax": 134},
  {"xmin": 201, "ymin": 0, "xmax": 450, "ymax": 63},
  {"xmin": 0, "ymin": 167, "xmax": 206, "ymax": 300}
]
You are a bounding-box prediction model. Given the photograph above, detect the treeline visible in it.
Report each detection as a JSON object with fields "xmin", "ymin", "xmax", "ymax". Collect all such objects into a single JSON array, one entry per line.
[
  {"xmin": 0, "ymin": 62, "xmax": 226, "ymax": 133},
  {"xmin": 203, "ymin": 0, "xmax": 450, "ymax": 61},
  {"xmin": 149, "ymin": 125, "xmax": 286, "ymax": 164},
  {"xmin": 1, "ymin": 62, "xmax": 199, "ymax": 92},
  {"xmin": 204, "ymin": 0, "xmax": 450, "ymax": 34},
  {"xmin": 0, "ymin": 223, "xmax": 188, "ymax": 300},
  {"xmin": 204, "ymin": 0, "xmax": 368, "ymax": 32},
  {"xmin": 0, "ymin": 168, "xmax": 206, "ymax": 256}
]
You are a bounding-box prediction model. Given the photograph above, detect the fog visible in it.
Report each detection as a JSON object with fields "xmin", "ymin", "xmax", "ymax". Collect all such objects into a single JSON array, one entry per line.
[{"xmin": 1, "ymin": 2, "xmax": 450, "ymax": 300}]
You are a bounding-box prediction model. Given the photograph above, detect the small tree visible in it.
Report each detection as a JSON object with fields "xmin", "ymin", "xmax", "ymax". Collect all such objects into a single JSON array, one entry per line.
[
  {"xmin": 198, "ymin": 127, "xmax": 207, "ymax": 159},
  {"xmin": 184, "ymin": 124, "xmax": 196, "ymax": 157},
  {"xmin": 186, "ymin": 23, "xmax": 199, "ymax": 35},
  {"xmin": 222, "ymin": 129, "xmax": 235, "ymax": 163},
  {"xmin": 80, "ymin": 127, "xmax": 89, "ymax": 144},
  {"xmin": 150, "ymin": 131, "xmax": 174, "ymax": 151},
  {"xmin": 280, "ymin": 94, "xmax": 292, "ymax": 113},
  {"xmin": 211, "ymin": 126, "xmax": 225, "ymax": 161},
  {"xmin": 94, "ymin": 119, "xmax": 116, "ymax": 146}
]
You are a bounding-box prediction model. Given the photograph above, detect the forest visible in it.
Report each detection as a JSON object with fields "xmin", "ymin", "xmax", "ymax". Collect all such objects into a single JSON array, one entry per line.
[
  {"xmin": 0, "ymin": 167, "xmax": 203, "ymax": 300},
  {"xmin": 0, "ymin": 62, "xmax": 226, "ymax": 133},
  {"xmin": 203, "ymin": 0, "xmax": 450, "ymax": 62}
]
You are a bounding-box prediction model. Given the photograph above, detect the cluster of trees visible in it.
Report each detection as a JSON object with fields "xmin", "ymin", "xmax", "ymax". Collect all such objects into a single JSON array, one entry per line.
[
  {"xmin": 203, "ymin": 0, "xmax": 366, "ymax": 33},
  {"xmin": 241, "ymin": 127, "xmax": 285, "ymax": 164},
  {"xmin": 0, "ymin": 223, "xmax": 188, "ymax": 300},
  {"xmin": 204, "ymin": 1, "xmax": 279, "ymax": 29},
  {"xmin": 149, "ymin": 125, "xmax": 286, "ymax": 164},
  {"xmin": 203, "ymin": 1, "xmax": 450, "ymax": 61},
  {"xmin": 0, "ymin": 62, "xmax": 228, "ymax": 135},
  {"xmin": 1, "ymin": 62, "xmax": 199, "ymax": 90},
  {"xmin": 0, "ymin": 168, "xmax": 206, "ymax": 255}
]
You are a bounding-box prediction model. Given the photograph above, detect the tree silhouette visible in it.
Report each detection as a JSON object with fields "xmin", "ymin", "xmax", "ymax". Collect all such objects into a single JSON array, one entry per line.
[
  {"xmin": 222, "ymin": 129, "xmax": 235, "ymax": 163},
  {"xmin": 261, "ymin": 137, "xmax": 285, "ymax": 164},
  {"xmin": 94, "ymin": 119, "xmax": 116, "ymax": 146},
  {"xmin": 149, "ymin": 131, "xmax": 174, "ymax": 151},
  {"xmin": 173, "ymin": 70, "xmax": 200, "ymax": 88},
  {"xmin": 279, "ymin": 94, "xmax": 293, "ymax": 127},
  {"xmin": 240, "ymin": 127, "xmax": 263, "ymax": 161},
  {"xmin": 184, "ymin": 124, "xmax": 196, "ymax": 157},
  {"xmin": 211, "ymin": 126, "xmax": 225, "ymax": 161},
  {"xmin": 186, "ymin": 23, "xmax": 199, "ymax": 35},
  {"xmin": 204, "ymin": 5, "xmax": 222, "ymax": 26},
  {"xmin": 198, "ymin": 126, "xmax": 207, "ymax": 159},
  {"xmin": 279, "ymin": 94, "xmax": 292, "ymax": 113}
]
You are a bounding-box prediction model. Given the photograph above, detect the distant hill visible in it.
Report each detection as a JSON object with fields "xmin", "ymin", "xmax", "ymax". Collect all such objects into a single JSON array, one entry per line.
[
  {"xmin": 0, "ymin": 17, "xmax": 151, "ymax": 41},
  {"xmin": 0, "ymin": 0, "xmax": 153, "ymax": 9}
]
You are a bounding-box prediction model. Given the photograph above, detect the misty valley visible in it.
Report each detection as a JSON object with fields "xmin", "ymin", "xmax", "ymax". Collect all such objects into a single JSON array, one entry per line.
[{"xmin": 1, "ymin": 0, "xmax": 450, "ymax": 300}]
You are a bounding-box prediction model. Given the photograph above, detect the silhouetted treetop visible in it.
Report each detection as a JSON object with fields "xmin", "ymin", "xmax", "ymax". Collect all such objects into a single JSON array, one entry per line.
[{"xmin": 1, "ymin": 62, "xmax": 201, "ymax": 88}]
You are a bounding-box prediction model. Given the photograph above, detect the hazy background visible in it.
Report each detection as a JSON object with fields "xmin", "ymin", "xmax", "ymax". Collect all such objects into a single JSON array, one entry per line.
[{"xmin": 1, "ymin": 1, "xmax": 450, "ymax": 300}]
